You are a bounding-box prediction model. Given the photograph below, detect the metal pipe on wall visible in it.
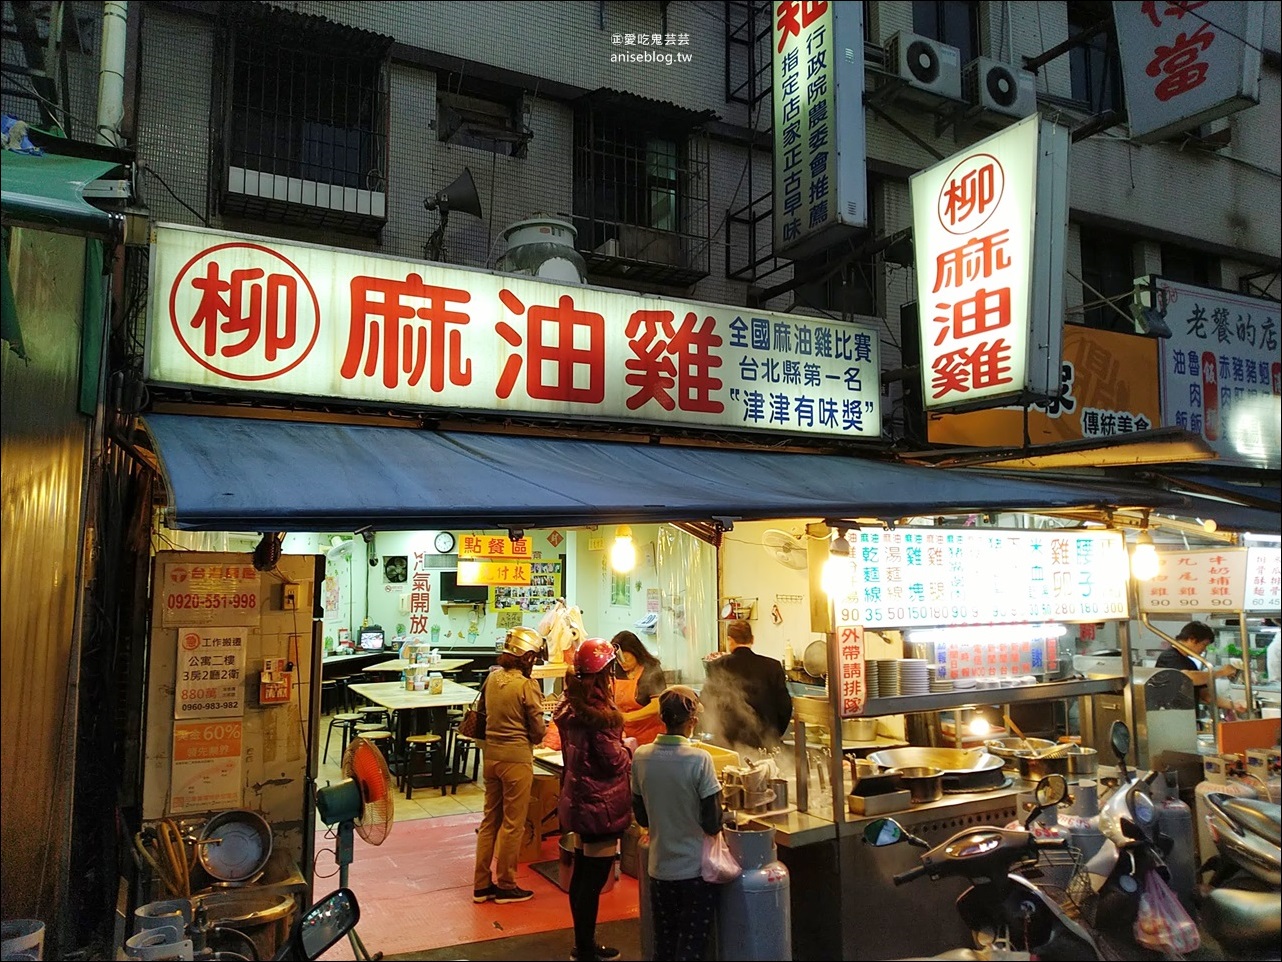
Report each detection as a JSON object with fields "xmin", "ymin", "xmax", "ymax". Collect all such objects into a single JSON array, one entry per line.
[{"xmin": 96, "ymin": 1, "xmax": 128, "ymax": 147}]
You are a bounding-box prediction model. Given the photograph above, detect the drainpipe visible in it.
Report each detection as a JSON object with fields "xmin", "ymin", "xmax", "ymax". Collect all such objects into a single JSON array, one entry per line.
[{"xmin": 96, "ymin": 1, "xmax": 127, "ymax": 147}]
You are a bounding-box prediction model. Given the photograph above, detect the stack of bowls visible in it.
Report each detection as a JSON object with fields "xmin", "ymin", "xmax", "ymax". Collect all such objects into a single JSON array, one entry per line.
[
  {"xmin": 928, "ymin": 666, "xmax": 953, "ymax": 693},
  {"xmin": 865, "ymin": 662, "xmax": 880, "ymax": 699},
  {"xmin": 877, "ymin": 660, "xmax": 901, "ymax": 697},
  {"xmin": 900, "ymin": 659, "xmax": 929, "ymax": 695}
]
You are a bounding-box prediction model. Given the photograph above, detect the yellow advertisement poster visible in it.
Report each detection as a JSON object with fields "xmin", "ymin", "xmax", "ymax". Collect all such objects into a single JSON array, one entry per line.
[
  {"xmin": 458, "ymin": 535, "xmax": 532, "ymax": 560},
  {"xmin": 170, "ymin": 719, "xmax": 244, "ymax": 814},
  {"xmin": 929, "ymin": 326, "xmax": 1160, "ymax": 446}
]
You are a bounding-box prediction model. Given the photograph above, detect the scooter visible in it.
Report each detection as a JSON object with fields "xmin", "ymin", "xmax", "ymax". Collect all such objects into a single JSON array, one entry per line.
[
  {"xmin": 863, "ymin": 774, "xmax": 1104, "ymax": 961},
  {"xmin": 1078, "ymin": 721, "xmax": 1190, "ymax": 958},
  {"xmin": 1196, "ymin": 791, "xmax": 1281, "ymax": 958}
]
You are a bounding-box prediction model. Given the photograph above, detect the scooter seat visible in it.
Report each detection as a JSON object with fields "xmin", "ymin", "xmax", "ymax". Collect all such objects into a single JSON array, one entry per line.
[
  {"xmin": 1201, "ymin": 886, "xmax": 1282, "ymax": 949},
  {"xmin": 1209, "ymin": 794, "xmax": 1282, "ymax": 848}
]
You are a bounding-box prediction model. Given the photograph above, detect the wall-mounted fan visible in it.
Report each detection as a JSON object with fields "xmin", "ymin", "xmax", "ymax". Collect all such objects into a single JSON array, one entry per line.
[
  {"xmin": 763, "ymin": 529, "xmax": 807, "ymax": 570},
  {"xmin": 315, "ymin": 736, "xmax": 395, "ymax": 960}
]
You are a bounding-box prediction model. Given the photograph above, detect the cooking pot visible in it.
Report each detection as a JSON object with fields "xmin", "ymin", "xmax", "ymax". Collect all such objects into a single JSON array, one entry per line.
[
  {"xmin": 1018, "ymin": 753, "xmax": 1070, "ymax": 781},
  {"xmin": 895, "ymin": 766, "xmax": 944, "ymax": 804},
  {"xmin": 1065, "ymin": 746, "xmax": 1098, "ymax": 776},
  {"xmin": 197, "ymin": 810, "xmax": 273, "ymax": 884}
]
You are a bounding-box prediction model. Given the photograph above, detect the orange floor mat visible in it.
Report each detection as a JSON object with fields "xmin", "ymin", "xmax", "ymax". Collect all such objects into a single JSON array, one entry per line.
[{"xmin": 316, "ymin": 812, "xmax": 639, "ymax": 960}]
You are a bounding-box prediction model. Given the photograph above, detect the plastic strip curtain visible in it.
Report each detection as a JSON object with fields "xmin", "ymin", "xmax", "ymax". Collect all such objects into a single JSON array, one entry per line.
[{"xmin": 654, "ymin": 524, "xmax": 716, "ymax": 687}]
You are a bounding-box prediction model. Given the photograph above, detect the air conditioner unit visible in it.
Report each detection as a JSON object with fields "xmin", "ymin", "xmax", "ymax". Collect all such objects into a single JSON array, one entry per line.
[
  {"xmin": 883, "ymin": 30, "xmax": 963, "ymax": 103},
  {"xmin": 617, "ymin": 225, "xmax": 680, "ymax": 267},
  {"xmin": 962, "ymin": 57, "xmax": 1037, "ymax": 120}
]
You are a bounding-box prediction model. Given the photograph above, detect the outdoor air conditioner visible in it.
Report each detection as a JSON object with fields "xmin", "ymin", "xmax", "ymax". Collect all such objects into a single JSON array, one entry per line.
[
  {"xmin": 617, "ymin": 225, "xmax": 680, "ymax": 266},
  {"xmin": 962, "ymin": 57, "xmax": 1037, "ymax": 121},
  {"xmin": 883, "ymin": 30, "xmax": 963, "ymax": 103}
]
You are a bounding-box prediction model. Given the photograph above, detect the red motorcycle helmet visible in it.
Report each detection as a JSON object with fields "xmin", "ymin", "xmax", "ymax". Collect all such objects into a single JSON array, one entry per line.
[{"xmin": 574, "ymin": 637, "xmax": 616, "ymax": 677}]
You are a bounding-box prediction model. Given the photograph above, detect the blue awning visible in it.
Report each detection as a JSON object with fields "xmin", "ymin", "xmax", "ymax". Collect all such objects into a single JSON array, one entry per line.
[{"xmin": 141, "ymin": 414, "xmax": 1189, "ymax": 531}]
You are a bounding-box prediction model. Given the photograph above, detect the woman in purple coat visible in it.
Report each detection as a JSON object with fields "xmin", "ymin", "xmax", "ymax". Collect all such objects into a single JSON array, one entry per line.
[{"xmin": 554, "ymin": 638, "xmax": 635, "ymax": 962}]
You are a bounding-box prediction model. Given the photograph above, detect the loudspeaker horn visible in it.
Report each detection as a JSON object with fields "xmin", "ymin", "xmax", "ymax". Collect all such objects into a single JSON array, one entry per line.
[{"xmin": 426, "ymin": 167, "xmax": 482, "ymax": 219}]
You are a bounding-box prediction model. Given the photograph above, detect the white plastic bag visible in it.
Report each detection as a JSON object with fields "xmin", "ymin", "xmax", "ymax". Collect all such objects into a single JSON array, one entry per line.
[
  {"xmin": 701, "ymin": 832, "xmax": 741, "ymax": 884},
  {"xmin": 1133, "ymin": 870, "xmax": 1199, "ymax": 954}
]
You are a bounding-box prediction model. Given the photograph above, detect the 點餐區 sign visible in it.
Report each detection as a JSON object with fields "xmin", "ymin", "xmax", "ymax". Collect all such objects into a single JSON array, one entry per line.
[{"xmin": 146, "ymin": 225, "xmax": 881, "ymax": 439}]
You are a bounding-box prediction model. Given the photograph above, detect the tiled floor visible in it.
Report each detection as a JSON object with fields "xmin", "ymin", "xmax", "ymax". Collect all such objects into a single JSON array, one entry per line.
[{"xmin": 313, "ymin": 713, "xmax": 640, "ymax": 961}]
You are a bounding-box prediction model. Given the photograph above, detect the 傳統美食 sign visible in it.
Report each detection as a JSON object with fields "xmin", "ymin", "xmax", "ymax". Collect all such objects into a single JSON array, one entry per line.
[{"xmin": 146, "ymin": 225, "xmax": 881, "ymax": 440}]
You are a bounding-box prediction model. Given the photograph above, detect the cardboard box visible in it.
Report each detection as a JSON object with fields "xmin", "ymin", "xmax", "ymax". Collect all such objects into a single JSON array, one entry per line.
[{"xmin": 519, "ymin": 773, "xmax": 561, "ymax": 863}]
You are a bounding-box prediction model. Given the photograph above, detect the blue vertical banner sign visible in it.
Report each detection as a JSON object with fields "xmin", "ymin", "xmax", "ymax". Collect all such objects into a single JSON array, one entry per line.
[{"xmin": 772, "ymin": 0, "xmax": 868, "ymax": 258}]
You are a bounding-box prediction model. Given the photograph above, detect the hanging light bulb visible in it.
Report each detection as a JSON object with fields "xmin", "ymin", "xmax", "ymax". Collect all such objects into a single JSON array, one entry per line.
[
  {"xmin": 611, "ymin": 525, "xmax": 636, "ymax": 573},
  {"xmin": 1130, "ymin": 529, "xmax": 1159, "ymax": 581},
  {"xmin": 821, "ymin": 529, "xmax": 852, "ymax": 596}
]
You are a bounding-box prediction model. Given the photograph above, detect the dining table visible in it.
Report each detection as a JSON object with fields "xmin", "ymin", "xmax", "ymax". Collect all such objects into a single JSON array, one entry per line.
[
  {"xmin": 364, "ymin": 658, "xmax": 471, "ymax": 674},
  {"xmin": 346, "ymin": 679, "xmax": 479, "ymax": 791}
]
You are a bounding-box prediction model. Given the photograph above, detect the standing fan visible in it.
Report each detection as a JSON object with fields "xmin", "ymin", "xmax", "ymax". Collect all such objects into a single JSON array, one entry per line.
[
  {"xmin": 763, "ymin": 529, "xmax": 808, "ymax": 570},
  {"xmin": 315, "ymin": 736, "xmax": 395, "ymax": 961}
]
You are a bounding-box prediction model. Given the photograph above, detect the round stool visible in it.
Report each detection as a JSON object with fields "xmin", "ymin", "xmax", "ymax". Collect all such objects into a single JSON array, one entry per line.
[
  {"xmin": 323, "ymin": 712, "xmax": 362, "ymax": 764},
  {"xmin": 358, "ymin": 706, "xmax": 392, "ymax": 730},
  {"xmin": 451, "ymin": 733, "xmax": 482, "ymax": 789},
  {"xmin": 402, "ymin": 733, "xmax": 445, "ymax": 799},
  {"xmin": 320, "ymin": 680, "xmax": 339, "ymax": 715}
]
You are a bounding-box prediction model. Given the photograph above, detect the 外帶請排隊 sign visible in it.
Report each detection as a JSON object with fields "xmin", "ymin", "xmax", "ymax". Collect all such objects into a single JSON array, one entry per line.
[
  {"xmin": 771, "ymin": 0, "xmax": 868, "ymax": 258},
  {"xmin": 146, "ymin": 225, "xmax": 881, "ymax": 440},
  {"xmin": 910, "ymin": 115, "xmax": 1069, "ymax": 413},
  {"xmin": 1113, "ymin": 0, "xmax": 1263, "ymax": 144}
]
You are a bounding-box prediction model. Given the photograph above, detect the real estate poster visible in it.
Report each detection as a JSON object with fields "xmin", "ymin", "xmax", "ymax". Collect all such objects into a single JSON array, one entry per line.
[{"xmin": 170, "ymin": 719, "xmax": 244, "ymax": 814}]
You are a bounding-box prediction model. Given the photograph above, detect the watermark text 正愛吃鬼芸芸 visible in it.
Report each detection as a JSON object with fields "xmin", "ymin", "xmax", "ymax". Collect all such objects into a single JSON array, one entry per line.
[{"xmin": 609, "ymin": 31, "xmax": 693, "ymax": 65}]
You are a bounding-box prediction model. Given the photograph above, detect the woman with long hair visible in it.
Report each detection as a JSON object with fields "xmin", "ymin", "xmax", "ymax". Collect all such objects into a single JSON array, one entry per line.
[
  {"xmin": 554, "ymin": 638, "xmax": 634, "ymax": 961},
  {"xmin": 612, "ymin": 630, "xmax": 666, "ymax": 747}
]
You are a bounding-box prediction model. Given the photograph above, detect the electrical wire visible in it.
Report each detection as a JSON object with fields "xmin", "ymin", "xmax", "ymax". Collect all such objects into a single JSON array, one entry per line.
[{"xmin": 137, "ymin": 162, "xmax": 211, "ymax": 227}]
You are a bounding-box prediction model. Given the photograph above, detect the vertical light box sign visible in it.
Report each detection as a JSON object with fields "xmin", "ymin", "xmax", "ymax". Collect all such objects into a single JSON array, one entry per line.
[
  {"xmin": 910, "ymin": 115, "xmax": 1069, "ymax": 412},
  {"xmin": 772, "ymin": 0, "xmax": 867, "ymax": 259}
]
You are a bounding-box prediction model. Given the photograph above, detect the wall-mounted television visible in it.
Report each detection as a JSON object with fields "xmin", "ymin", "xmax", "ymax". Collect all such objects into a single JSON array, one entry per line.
[{"xmin": 440, "ymin": 571, "xmax": 490, "ymax": 605}]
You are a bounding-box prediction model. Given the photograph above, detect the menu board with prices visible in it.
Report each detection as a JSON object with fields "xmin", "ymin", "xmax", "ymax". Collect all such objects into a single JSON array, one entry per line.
[
  {"xmin": 160, "ymin": 562, "xmax": 262, "ymax": 628},
  {"xmin": 838, "ymin": 528, "xmax": 1129, "ymax": 628},
  {"xmin": 934, "ymin": 638, "xmax": 1046, "ymax": 681},
  {"xmin": 832, "ymin": 623, "xmax": 867, "ymax": 718},
  {"xmin": 1137, "ymin": 548, "xmax": 1249, "ymax": 614},
  {"xmin": 175, "ymin": 627, "xmax": 246, "ymax": 718},
  {"xmin": 1245, "ymin": 546, "xmax": 1281, "ymax": 612}
]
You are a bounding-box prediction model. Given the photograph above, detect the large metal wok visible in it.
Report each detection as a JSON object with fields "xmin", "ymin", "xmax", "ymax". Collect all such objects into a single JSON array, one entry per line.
[{"xmin": 867, "ymin": 747, "xmax": 1007, "ymax": 791}]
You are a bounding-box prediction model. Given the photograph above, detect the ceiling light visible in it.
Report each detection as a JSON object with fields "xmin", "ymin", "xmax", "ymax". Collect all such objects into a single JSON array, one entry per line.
[
  {"xmin": 821, "ymin": 528, "xmax": 852, "ymax": 597},
  {"xmin": 1130, "ymin": 529, "xmax": 1159, "ymax": 582},
  {"xmin": 611, "ymin": 525, "xmax": 636, "ymax": 573}
]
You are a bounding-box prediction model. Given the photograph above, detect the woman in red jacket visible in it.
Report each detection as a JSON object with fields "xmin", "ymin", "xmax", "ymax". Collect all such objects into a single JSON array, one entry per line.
[{"xmin": 554, "ymin": 638, "xmax": 635, "ymax": 962}]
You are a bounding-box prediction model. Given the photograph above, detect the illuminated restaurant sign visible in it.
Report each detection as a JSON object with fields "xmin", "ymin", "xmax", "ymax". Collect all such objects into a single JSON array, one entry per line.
[
  {"xmin": 1150, "ymin": 277, "xmax": 1280, "ymax": 470},
  {"xmin": 1137, "ymin": 546, "xmax": 1281, "ymax": 613},
  {"xmin": 146, "ymin": 225, "xmax": 881, "ymax": 440},
  {"xmin": 910, "ymin": 115, "xmax": 1069, "ymax": 412},
  {"xmin": 1113, "ymin": 0, "xmax": 1264, "ymax": 144},
  {"xmin": 830, "ymin": 528, "xmax": 1129, "ymax": 628},
  {"xmin": 771, "ymin": 0, "xmax": 868, "ymax": 258}
]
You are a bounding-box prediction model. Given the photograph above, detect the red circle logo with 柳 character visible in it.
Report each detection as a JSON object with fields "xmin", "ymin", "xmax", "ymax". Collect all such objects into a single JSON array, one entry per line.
[
  {"xmin": 169, "ymin": 242, "xmax": 321, "ymax": 381},
  {"xmin": 937, "ymin": 152, "xmax": 1005, "ymax": 236}
]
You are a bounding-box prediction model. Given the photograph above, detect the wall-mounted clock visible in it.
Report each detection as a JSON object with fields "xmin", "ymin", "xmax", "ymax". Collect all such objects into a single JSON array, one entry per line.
[{"xmin": 434, "ymin": 531, "xmax": 457, "ymax": 554}]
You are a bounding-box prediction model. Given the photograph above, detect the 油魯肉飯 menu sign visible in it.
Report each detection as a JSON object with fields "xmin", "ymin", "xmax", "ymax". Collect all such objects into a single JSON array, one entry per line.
[
  {"xmin": 146, "ymin": 225, "xmax": 881, "ymax": 440},
  {"xmin": 831, "ymin": 528, "xmax": 1129, "ymax": 628}
]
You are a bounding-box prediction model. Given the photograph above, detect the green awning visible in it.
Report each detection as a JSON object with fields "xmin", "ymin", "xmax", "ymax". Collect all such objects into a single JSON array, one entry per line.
[{"xmin": 1, "ymin": 152, "xmax": 119, "ymax": 237}]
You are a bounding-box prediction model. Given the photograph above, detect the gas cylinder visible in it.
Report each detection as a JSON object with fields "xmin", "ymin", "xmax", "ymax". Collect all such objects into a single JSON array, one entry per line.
[
  {"xmin": 717, "ymin": 824, "xmax": 791, "ymax": 961},
  {"xmin": 1152, "ymin": 772, "xmax": 1197, "ymax": 909}
]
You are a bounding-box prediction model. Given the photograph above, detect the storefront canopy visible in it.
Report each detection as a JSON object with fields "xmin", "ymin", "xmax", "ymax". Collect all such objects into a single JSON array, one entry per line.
[
  {"xmin": 141, "ymin": 414, "xmax": 1190, "ymax": 532},
  {"xmin": 0, "ymin": 152, "xmax": 119, "ymax": 238}
]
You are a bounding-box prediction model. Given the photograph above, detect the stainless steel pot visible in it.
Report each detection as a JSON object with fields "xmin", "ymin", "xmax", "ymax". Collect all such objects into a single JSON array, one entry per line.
[
  {"xmin": 895, "ymin": 766, "xmax": 944, "ymax": 804},
  {"xmin": 1066, "ymin": 746, "xmax": 1098, "ymax": 776},
  {"xmin": 1018, "ymin": 753, "xmax": 1070, "ymax": 780}
]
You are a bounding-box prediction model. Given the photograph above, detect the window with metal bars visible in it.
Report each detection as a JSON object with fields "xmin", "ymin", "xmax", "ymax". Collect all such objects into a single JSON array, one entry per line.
[
  {"xmin": 572, "ymin": 94, "xmax": 711, "ymax": 288},
  {"xmin": 215, "ymin": 4, "xmax": 391, "ymax": 235}
]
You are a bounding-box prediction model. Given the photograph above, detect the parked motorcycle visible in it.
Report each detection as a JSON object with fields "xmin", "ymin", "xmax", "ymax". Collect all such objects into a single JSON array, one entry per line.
[
  {"xmin": 185, "ymin": 888, "xmax": 360, "ymax": 962},
  {"xmin": 1080, "ymin": 721, "xmax": 1196, "ymax": 959},
  {"xmin": 1196, "ymin": 790, "xmax": 1281, "ymax": 958},
  {"xmin": 863, "ymin": 774, "xmax": 1103, "ymax": 961}
]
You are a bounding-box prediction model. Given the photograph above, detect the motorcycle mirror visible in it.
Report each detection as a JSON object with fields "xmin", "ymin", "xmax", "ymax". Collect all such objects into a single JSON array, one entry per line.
[
  {"xmin": 862, "ymin": 818, "xmax": 906, "ymax": 847},
  {"xmin": 1109, "ymin": 721, "xmax": 1130, "ymax": 765},
  {"xmin": 290, "ymin": 888, "xmax": 359, "ymax": 961},
  {"xmin": 1024, "ymin": 773, "xmax": 1068, "ymax": 830}
]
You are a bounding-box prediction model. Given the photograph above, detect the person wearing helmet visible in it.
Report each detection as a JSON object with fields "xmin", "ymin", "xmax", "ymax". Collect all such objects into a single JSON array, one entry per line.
[
  {"xmin": 553, "ymin": 638, "xmax": 634, "ymax": 962},
  {"xmin": 472, "ymin": 626, "xmax": 548, "ymax": 905}
]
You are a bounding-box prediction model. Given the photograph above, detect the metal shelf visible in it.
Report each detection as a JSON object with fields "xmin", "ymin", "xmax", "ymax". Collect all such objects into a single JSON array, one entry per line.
[{"xmin": 862, "ymin": 676, "xmax": 1125, "ymax": 716}]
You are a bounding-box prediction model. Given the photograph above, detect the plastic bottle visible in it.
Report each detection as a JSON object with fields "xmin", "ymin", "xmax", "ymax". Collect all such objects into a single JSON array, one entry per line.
[{"xmin": 783, "ymin": 642, "xmax": 796, "ymax": 671}]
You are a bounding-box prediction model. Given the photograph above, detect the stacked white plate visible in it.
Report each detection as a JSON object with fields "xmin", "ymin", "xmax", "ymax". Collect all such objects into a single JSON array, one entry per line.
[
  {"xmin": 953, "ymin": 676, "xmax": 978, "ymax": 690},
  {"xmin": 865, "ymin": 662, "xmax": 880, "ymax": 699},
  {"xmin": 877, "ymin": 659, "xmax": 901, "ymax": 697},
  {"xmin": 900, "ymin": 659, "xmax": 929, "ymax": 695},
  {"xmin": 928, "ymin": 666, "xmax": 953, "ymax": 693}
]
